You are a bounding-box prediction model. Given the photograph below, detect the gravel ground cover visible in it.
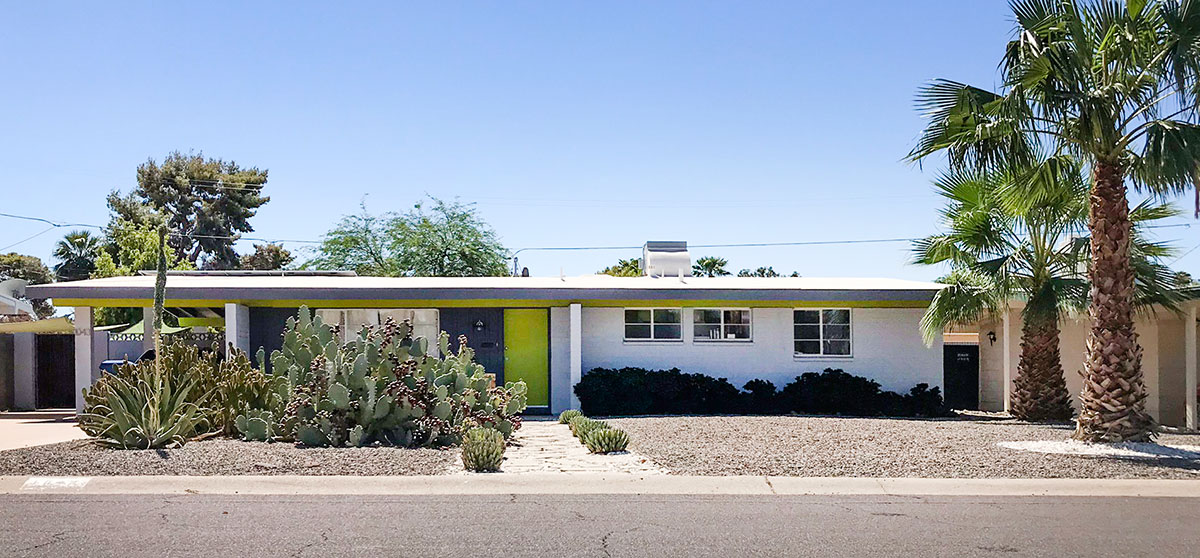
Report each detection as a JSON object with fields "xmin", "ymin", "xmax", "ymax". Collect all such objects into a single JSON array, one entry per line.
[
  {"xmin": 607, "ymin": 416, "xmax": 1200, "ymax": 478},
  {"xmin": 0, "ymin": 438, "xmax": 459, "ymax": 476}
]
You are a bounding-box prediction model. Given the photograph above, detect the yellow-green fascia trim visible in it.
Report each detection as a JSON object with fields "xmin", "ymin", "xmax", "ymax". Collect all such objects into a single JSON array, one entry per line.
[
  {"xmin": 53, "ymin": 298, "xmax": 930, "ymax": 309},
  {"xmin": 176, "ymin": 317, "xmax": 225, "ymax": 327}
]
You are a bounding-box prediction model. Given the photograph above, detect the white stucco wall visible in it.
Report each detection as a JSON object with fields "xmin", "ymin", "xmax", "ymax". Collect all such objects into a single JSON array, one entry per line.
[{"xmin": 572, "ymin": 307, "xmax": 943, "ymax": 394}]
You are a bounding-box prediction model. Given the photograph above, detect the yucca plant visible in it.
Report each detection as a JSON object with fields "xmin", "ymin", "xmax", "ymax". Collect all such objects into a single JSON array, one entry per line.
[
  {"xmin": 584, "ymin": 428, "xmax": 629, "ymax": 454},
  {"xmin": 79, "ymin": 364, "xmax": 209, "ymax": 449},
  {"xmin": 558, "ymin": 409, "xmax": 583, "ymax": 424}
]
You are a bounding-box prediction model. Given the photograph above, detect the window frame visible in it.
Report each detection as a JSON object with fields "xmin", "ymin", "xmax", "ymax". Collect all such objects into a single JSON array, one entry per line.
[
  {"xmin": 793, "ymin": 308, "xmax": 853, "ymax": 358},
  {"xmin": 622, "ymin": 307, "xmax": 684, "ymax": 342},
  {"xmin": 691, "ymin": 308, "xmax": 753, "ymax": 343}
]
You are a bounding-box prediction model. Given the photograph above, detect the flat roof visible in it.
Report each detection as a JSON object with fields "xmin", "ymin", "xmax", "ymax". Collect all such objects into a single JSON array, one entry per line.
[{"xmin": 27, "ymin": 274, "xmax": 945, "ymax": 305}]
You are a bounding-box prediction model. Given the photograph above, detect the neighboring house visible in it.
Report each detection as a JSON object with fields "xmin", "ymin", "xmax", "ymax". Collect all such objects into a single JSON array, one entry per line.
[
  {"xmin": 975, "ymin": 296, "xmax": 1200, "ymax": 429},
  {"xmin": 26, "ymin": 242, "xmax": 946, "ymax": 414}
]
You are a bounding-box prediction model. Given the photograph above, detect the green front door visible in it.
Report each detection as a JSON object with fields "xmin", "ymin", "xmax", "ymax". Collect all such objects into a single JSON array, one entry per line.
[{"xmin": 503, "ymin": 309, "xmax": 549, "ymax": 407}]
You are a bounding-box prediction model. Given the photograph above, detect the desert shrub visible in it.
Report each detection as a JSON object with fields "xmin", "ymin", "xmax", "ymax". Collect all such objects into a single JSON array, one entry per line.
[
  {"xmin": 241, "ymin": 306, "xmax": 528, "ymax": 448},
  {"xmin": 584, "ymin": 428, "xmax": 629, "ymax": 454},
  {"xmin": 558, "ymin": 409, "xmax": 583, "ymax": 424},
  {"xmin": 461, "ymin": 427, "xmax": 506, "ymax": 472},
  {"xmin": 741, "ymin": 379, "xmax": 783, "ymax": 415},
  {"xmin": 78, "ymin": 357, "xmax": 209, "ymax": 449},
  {"xmin": 574, "ymin": 367, "xmax": 951, "ymax": 418},
  {"xmin": 778, "ymin": 369, "xmax": 887, "ymax": 416},
  {"xmin": 574, "ymin": 367, "xmax": 743, "ymax": 415}
]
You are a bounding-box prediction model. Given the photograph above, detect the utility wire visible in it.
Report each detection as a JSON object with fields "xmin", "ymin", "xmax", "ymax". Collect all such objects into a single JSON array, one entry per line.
[{"xmin": 2, "ymin": 210, "xmax": 1196, "ymax": 255}]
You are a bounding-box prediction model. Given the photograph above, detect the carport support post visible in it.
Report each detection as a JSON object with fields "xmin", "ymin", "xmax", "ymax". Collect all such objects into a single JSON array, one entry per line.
[
  {"xmin": 142, "ymin": 307, "xmax": 156, "ymax": 354},
  {"xmin": 1001, "ymin": 309, "xmax": 1013, "ymax": 414},
  {"xmin": 1186, "ymin": 302, "xmax": 1197, "ymax": 431},
  {"xmin": 12, "ymin": 333, "xmax": 35, "ymax": 410},
  {"xmin": 73, "ymin": 307, "xmax": 95, "ymax": 414},
  {"xmin": 569, "ymin": 302, "xmax": 582, "ymax": 410},
  {"xmin": 224, "ymin": 303, "xmax": 250, "ymax": 359}
]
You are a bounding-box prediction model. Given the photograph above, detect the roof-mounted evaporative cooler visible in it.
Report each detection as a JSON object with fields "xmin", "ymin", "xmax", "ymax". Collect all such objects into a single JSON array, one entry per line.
[{"xmin": 641, "ymin": 241, "xmax": 692, "ymax": 277}]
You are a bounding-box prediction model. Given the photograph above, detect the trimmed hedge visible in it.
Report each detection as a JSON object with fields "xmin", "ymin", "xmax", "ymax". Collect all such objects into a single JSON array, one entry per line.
[{"xmin": 574, "ymin": 367, "xmax": 950, "ymax": 418}]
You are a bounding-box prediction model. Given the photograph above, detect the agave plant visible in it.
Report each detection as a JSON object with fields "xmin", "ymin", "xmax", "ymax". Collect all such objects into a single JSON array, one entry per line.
[{"xmin": 79, "ymin": 364, "xmax": 209, "ymax": 449}]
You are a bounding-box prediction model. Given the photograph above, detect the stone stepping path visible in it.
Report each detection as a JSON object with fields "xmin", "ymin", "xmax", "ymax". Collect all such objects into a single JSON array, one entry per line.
[{"xmin": 494, "ymin": 419, "xmax": 667, "ymax": 475}]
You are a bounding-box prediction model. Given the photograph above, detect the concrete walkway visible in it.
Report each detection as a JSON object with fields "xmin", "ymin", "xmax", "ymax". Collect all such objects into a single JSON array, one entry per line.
[
  {"xmin": 4, "ymin": 474, "xmax": 1200, "ymax": 497},
  {"xmin": 0, "ymin": 411, "xmax": 86, "ymax": 451},
  {"xmin": 495, "ymin": 419, "xmax": 666, "ymax": 474}
]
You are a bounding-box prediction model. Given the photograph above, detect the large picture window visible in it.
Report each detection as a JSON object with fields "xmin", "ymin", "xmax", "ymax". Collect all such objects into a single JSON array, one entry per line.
[
  {"xmin": 624, "ymin": 308, "xmax": 682, "ymax": 341},
  {"xmin": 794, "ymin": 309, "xmax": 851, "ymax": 356},
  {"xmin": 693, "ymin": 309, "xmax": 751, "ymax": 341}
]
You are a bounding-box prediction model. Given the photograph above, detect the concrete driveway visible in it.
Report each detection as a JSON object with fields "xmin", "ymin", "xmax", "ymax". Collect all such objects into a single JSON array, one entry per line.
[{"xmin": 0, "ymin": 411, "xmax": 86, "ymax": 451}]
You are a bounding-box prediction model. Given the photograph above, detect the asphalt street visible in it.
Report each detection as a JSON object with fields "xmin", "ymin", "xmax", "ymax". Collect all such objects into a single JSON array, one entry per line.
[{"xmin": 1, "ymin": 493, "xmax": 1196, "ymax": 557}]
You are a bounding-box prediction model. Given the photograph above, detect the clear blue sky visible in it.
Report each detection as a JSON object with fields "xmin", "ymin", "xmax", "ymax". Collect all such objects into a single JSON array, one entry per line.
[{"xmin": 1, "ymin": 1, "xmax": 1196, "ymax": 279}]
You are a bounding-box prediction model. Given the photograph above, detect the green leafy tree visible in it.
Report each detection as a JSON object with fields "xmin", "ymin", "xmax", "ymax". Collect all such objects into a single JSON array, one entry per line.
[
  {"xmin": 108, "ymin": 151, "xmax": 269, "ymax": 270},
  {"xmin": 599, "ymin": 258, "xmax": 641, "ymax": 277},
  {"xmin": 239, "ymin": 243, "xmax": 294, "ymax": 271},
  {"xmin": 0, "ymin": 253, "xmax": 54, "ymax": 318},
  {"xmin": 692, "ymin": 256, "xmax": 731, "ymax": 277},
  {"xmin": 307, "ymin": 197, "xmax": 509, "ymax": 277},
  {"xmin": 52, "ymin": 230, "xmax": 102, "ymax": 282},
  {"xmin": 914, "ymin": 161, "xmax": 1181, "ymax": 421},
  {"xmin": 907, "ymin": 1, "xmax": 1200, "ymax": 442},
  {"xmin": 391, "ymin": 197, "xmax": 509, "ymax": 277}
]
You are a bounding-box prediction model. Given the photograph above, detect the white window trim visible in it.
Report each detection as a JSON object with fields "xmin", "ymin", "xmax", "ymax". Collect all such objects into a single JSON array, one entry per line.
[
  {"xmin": 692, "ymin": 308, "xmax": 753, "ymax": 343},
  {"xmin": 622, "ymin": 307, "xmax": 684, "ymax": 342},
  {"xmin": 793, "ymin": 308, "xmax": 853, "ymax": 358}
]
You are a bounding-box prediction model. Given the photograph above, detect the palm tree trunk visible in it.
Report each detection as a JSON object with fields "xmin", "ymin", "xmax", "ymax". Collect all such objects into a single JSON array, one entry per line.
[
  {"xmin": 1011, "ymin": 312, "xmax": 1073, "ymax": 421},
  {"xmin": 1073, "ymin": 161, "xmax": 1153, "ymax": 442}
]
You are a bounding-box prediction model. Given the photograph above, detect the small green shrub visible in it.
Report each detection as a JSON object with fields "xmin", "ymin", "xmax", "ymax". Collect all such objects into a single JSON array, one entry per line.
[
  {"xmin": 558, "ymin": 409, "xmax": 583, "ymax": 424},
  {"xmin": 584, "ymin": 428, "xmax": 629, "ymax": 454},
  {"xmin": 461, "ymin": 427, "xmax": 506, "ymax": 472}
]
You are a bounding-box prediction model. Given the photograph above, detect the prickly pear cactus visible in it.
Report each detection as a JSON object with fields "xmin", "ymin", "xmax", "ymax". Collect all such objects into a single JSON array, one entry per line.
[
  {"xmin": 461, "ymin": 427, "xmax": 505, "ymax": 472},
  {"xmin": 259, "ymin": 306, "xmax": 529, "ymax": 448},
  {"xmin": 584, "ymin": 428, "xmax": 629, "ymax": 454}
]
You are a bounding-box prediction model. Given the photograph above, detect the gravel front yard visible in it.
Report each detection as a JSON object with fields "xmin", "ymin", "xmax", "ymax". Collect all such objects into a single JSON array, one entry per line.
[
  {"xmin": 607, "ymin": 416, "xmax": 1200, "ymax": 479},
  {"xmin": 0, "ymin": 438, "xmax": 459, "ymax": 476}
]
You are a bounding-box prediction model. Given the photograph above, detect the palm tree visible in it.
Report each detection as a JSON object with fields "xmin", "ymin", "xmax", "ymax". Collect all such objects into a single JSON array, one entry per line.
[
  {"xmin": 916, "ymin": 162, "xmax": 1180, "ymax": 421},
  {"xmin": 599, "ymin": 258, "xmax": 641, "ymax": 277},
  {"xmin": 52, "ymin": 230, "xmax": 102, "ymax": 282},
  {"xmin": 692, "ymin": 256, "xmax": 731, "ymax": 277},
  {"xmin": 908, "ymin": 1, "xmax": 1200, "ymax": 442}
]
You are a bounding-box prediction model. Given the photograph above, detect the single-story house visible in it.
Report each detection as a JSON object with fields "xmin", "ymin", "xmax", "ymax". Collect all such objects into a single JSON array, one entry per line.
[{"xmin": 25, "ymin": 242, "xmax": 947, "ymax": 415}]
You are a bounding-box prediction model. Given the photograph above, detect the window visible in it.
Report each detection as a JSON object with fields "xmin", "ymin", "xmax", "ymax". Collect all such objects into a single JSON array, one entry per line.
[
  {"xmin": 624, "ymin": 308, "xmax": 682, "ymax": 341},
  {"xmin": 794, "ymin": 309, "xmax": 851, "ymax": 356},
  {"xmin": 693, "ymin": 309, "xmax": 752, "ymax": 341}
]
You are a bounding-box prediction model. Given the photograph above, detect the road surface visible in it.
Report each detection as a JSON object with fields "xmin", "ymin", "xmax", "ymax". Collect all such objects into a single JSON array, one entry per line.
[{"xmin": 1, "ymin": 493, "xmax": 1195, "ymax": 557}]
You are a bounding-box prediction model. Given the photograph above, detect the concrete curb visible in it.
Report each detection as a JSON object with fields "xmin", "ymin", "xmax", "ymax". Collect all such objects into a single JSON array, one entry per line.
[{"xmin": 3, "ymin": 474, "xmax": 1200, "ymax": 497}]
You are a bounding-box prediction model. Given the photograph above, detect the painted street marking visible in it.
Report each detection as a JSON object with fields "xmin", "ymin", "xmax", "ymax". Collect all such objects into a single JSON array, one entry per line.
[{"xmin": 21, "ymin": 477, "xmax": 91, "ymax": 491}]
